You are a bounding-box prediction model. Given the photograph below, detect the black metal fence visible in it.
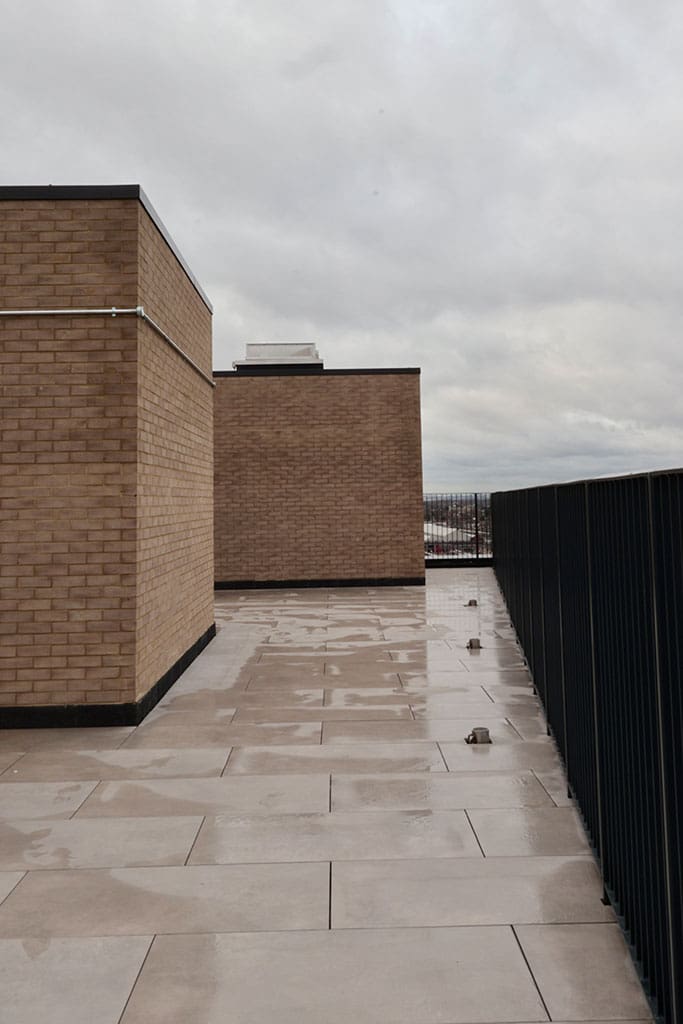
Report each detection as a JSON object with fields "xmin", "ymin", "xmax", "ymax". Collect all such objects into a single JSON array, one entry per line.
[
  {"xmin": 492, "ymin": 470, "xmax": 682, "ymax": 1024},
  {"xmin": 424, "ymin": 493, "xmax": 492, "ymax": 564}
]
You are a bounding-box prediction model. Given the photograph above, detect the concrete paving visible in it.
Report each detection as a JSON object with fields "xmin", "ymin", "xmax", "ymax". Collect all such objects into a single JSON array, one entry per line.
[{"xmin": 0, "ymin": 568, "xmax": 652, "ymax": 1023}]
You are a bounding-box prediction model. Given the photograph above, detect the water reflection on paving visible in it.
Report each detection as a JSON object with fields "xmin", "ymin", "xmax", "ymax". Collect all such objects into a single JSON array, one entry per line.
[{"xmin": 0, "ymin": 569, "xmax": 652, "ymax": 1023}]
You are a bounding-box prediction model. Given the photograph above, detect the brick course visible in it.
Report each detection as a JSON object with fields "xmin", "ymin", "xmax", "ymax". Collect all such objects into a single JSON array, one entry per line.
[
  {"xmin": 0, "ymin": 191, "xmax": 213, "ymax": 712},
  {"xmin": 213, "ymin": 371, "xmax": 424, "ymax": 584}
]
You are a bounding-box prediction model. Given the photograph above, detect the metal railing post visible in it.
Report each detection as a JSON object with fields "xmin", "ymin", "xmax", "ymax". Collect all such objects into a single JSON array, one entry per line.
[
  {"xmin": 647, "ymin": 476, "xmax": 678, "ymax": 1024},
  {"xmin": 474, "ymin": 492, "xmax": 480, "ymax": 559},
  {"xmin": 583, "ymin": 480, "xmax": 606, "ymax": 875}
]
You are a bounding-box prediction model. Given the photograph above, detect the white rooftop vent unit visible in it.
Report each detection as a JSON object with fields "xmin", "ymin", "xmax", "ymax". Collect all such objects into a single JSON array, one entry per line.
[{"xmin": 233, "ymin": 343, "xmax": 323, "ymax": 369}]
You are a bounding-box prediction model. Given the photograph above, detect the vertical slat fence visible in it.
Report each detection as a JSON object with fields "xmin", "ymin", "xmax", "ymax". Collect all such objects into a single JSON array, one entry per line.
[{"xmin": 492, "ymin": 469, "xmax": 682, "ymax": 1024}]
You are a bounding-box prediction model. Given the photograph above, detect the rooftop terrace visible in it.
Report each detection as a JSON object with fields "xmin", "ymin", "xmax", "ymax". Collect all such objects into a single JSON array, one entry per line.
[{"xmin": 0, "ymin": 569, "xmax": 651, "ymax": 1023}]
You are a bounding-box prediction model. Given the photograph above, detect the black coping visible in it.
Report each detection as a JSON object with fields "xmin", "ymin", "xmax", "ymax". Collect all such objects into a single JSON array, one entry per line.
[
  {"xmin": 215, "ymin": 577, "xmax": 425, "ymax": 589},
  {"xmin": 0, "ymin": 623, "xmax": 216, "ymax": 729},
  {"xmin": 491, "ymin": 464, "xmax": 683, "ymax": 494},
  {"xmin": 214, "ymin": 367, "xmax": 421, "ymax": 377},
  {"xmin": 0, "ymin": 184, "xmax": 212, "ymax": 313}
]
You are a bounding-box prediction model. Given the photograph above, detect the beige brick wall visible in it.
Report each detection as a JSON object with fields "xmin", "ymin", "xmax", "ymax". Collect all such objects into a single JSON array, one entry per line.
[
  {"xmin": 134, "ymin": 206, "xmax": 214, "ymax": 700},
  {"xmin": 0, "ymin": 193, "xmax": 213, "ymax": 710},
  {"xmin": 213, "ymin": 371, "xmax": 424, "ymax": 583}
]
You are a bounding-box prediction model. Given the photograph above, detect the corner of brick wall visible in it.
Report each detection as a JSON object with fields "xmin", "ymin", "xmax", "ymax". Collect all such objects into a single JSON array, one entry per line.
[
  {"xmin": 1, "ymin": 197, "xmax": 215, "ymax": 711},
  {"xmin": 134, "ymin": 204, "xmax": 214, "ymax": 700}
]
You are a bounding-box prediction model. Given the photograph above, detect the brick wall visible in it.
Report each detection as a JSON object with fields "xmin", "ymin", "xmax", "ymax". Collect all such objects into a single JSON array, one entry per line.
[
  {"xmin": 0, "ymin": 189, "xmax": 214, "ymax": 714},
  {"xmin": 134, "ymin": 205, "xmax": 214, "ymax": 700},
  {"xmin": 213, "ymin": 370, "xmax": 424, "ymax": 584}
]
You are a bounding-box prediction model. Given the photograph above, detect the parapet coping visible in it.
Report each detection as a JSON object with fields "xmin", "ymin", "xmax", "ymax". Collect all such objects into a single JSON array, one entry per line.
[
  {"xmin": 213, "ymin": 367, "xmax": 421, "ymax": 377},
  {"xmin": 0, "ymin": 184, "xmax": 212, "ymax": 313},
  {"xmin": 491, "ymin": 465, "xmax": 683, "ymax": 494}
]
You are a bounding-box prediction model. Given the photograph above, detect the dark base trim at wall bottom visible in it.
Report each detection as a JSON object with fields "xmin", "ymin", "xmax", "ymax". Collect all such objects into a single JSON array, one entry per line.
[
  {"xmin": 0, "ymin": 623, "xmax": 217, "ymax": 729},
  {"xmin": 425, "ymin": 558, "xmax": 493, "ymax": 568},
  {"xmin": 215, "ymin": 577, "xmax": 426, "ymax": 590}
]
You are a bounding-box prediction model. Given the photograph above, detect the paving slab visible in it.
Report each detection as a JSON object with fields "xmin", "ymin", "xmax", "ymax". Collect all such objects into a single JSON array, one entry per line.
[
  {"xmin": 0, "ymin": 728, "xmax": 135, "ymax": 753},
  {"xmin": 233, "ymin": 705, "xmax": 413, "ymax": 722},
  {"xmin": 331, "ymin": 857, "xmax": 614, "ymax": 928},
  {"xmin": 321, "ymin": 718, "xmax": 520, "ymax": 744},
  {"xmin": 121, "ymin": 721, "xmax": 321, "ymax": 749},
  {"xmin": 0, "ymin": 748, "xmax": 229, "ymax": 782},
  {"xmin": 225, "ymin": 743, "xmax": 448, "ymax": 774},
  {"xmin": 76, "ymin": 774, "xmax": 331, "ymax": 818},
  {"xmin": 0, "ymin": 817, "xmax": 202, "ymax": 870},
  {"xmin": 0, "ymin": 936, "xmax": 152, "ymax": 1024},
  {"xmin": 439, "ymin": 740, "xmax": 561, "ymax": 773},
  {"xmin": 331, "ymin": 770, "xmax": 554, "ymax": 812},
  {"xmin": 0, "ymin": 863, "xmax": 329, "ymax": 936},
  {"xmin": 323, "ymin": 687, "xmax": 412, "ymax": 706},
  {"xmin": 516, "ymin": 923, "xmax": 653, "ymax": 1020},
  {"xmin": 119, "ymin": 927, "xmax": 548, "ymax": 1024},
  {"xmin": 0, "ymin": 781, "xmax": 98, "ymax": 819},
  {"xmin": 467, "ymin": 807, "xmax": 592, "ymax": 856},
  {"xmin": 189, "ymin": 808, "xmax": 481, "ymax": 863}
]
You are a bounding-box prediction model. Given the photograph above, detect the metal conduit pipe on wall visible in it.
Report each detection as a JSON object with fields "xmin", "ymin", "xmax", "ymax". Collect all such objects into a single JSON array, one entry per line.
[{"xmin": 0, "ymin": 306, "xmax": 216, "ymax": 388}]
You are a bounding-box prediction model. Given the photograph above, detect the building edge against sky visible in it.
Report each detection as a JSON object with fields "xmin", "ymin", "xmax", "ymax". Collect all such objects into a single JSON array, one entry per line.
[{"xmin": 1, "ymin": 187, "xmax": 425, "ymax": 726}]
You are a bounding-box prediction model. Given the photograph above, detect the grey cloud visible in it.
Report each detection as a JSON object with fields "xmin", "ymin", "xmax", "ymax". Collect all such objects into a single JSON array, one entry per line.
[{"xmin": 2, "ymin": 0, "xmax": 682, "ymax": 488}]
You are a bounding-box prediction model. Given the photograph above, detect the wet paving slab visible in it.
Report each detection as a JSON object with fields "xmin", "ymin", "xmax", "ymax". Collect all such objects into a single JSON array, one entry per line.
[
  {"xmin": 119, "ymin": 927, "xmax": 550, "ymax": 1024},
  {"xmin": 0, "ymin": 568, "xmax": 652, "ymax": 1023}
]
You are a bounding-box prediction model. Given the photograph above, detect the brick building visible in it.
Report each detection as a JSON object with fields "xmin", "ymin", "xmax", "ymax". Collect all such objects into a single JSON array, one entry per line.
[
  {"xmin": 214, "ymin": 345, "xmax": 424, "ymax": 587},
  {"xmin": 0, "ymin": 185, "xmax": 215, "ymax": 725}
]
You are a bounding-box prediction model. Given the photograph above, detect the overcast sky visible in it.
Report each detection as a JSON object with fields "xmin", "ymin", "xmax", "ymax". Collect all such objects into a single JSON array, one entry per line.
[{"xmin": 3, "ymin": 0, "xmax": 682, "ymax": 490}]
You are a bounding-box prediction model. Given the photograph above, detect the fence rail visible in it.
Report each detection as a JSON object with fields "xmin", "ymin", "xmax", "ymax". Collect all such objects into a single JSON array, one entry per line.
[
  {"xmin": 424, "ymin": 492, "xmax": 492, "ymax": 563},
  {"xmin": 492, "ymin": 470, "xmax": 682, "ymax": 1024}
]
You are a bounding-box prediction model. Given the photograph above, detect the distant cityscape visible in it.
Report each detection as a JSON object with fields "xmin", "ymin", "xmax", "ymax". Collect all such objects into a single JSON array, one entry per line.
[{"xmin": 424, "ymin": 493, "xmax": 492, "ymax": 558}]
